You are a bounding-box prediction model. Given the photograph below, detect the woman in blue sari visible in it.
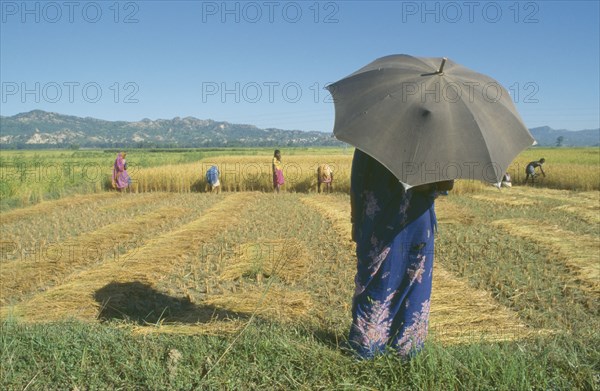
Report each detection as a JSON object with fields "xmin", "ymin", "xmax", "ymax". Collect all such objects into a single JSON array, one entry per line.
[{"xmin": 349, "ymin": 149, "xmax": 453, "ymax": 359}]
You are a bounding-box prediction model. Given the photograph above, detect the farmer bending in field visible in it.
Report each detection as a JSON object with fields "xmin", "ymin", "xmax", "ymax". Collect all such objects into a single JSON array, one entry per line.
[
  {"xmin": 524, "ymin": 158, "xmax": 546, "ymax": 185},
  {"xmin": 206, "ymin": 165, "xmax": 221, "ymax": 193},
  {"xmin": 317, "ymin": 163, "xmax": 334, "ymax": 193},
  {"xmin": 349, "ymin": 149, "xmax": 454, "ymax": 359},
  {"xmin": 272, "ymin": 150, "xmax": 284, "ymax": 193}
]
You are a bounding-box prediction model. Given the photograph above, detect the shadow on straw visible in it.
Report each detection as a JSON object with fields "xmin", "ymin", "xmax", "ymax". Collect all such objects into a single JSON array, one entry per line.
[{"xmin": 94, "ymin": 281, "xmax": 250, "ymax": 325}]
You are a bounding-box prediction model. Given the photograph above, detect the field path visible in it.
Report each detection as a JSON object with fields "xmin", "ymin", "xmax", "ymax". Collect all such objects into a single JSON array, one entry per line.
[
  {"xmin": 301, "ymin": 195, "xmax": 533, "ymax": 344},
  {"xmin": 3, "ymin": 193, "xmax": 255, "ymax": 322}
]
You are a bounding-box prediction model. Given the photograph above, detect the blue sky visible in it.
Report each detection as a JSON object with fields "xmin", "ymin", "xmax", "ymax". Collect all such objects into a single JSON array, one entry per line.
[{"xmin": 1, "ymin": 0, "xmax": 599, "ymax": 132}]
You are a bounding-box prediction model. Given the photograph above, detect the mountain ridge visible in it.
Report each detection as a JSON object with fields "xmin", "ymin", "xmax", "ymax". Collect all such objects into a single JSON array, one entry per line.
[{"xmin": 1, "ymin": 110, "xmax": 598, "ymax": 148}]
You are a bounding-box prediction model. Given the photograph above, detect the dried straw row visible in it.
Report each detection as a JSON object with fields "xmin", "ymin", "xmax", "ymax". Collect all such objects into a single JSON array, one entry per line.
[
  {"xmin": 219, "ymin": 239, "xmax": 309, "ymax": 284},
  {"xmin": 469, "ymin": 193, "xmax": 537, "ymax": 206},
  {"xmin": 300, "ymin": 196, "xmax": 353, "ymax": 244},
  {"xmin": 130, "ymin": 318, "xmax": 247, "ymax": 336},
  {"xmin": 3, "ymin": 193, "xmax": 255, "ymax": 323},
  {"xmin": 97, "ymin": 192, "xmax": 175, "ymax": 211},
  {"xmin": 1, "ymin": 192, "xmax": 118, "ymax": 225},
  {"xmin": 510, "ymin": 187, "xmax": 598, "ymax": 205},
  {"xmin": 434, "ymin": 197, "xmax": 476, "ymax": 225},
  {"xmin": 129, "ymin": 283, "xmax": 315, "ymax": 336},
  {"xmin": 552, "ymin": 204, "xmax": 600, "ymax": 225},
  {"xmin": 204, "ymin": 287, "xmax": 313, "ymax": 324},
  {"xmin": 492, "ymin": 218, "xmax": 600, "ymax": 293},
  {"xmin": 576, "ymin": 191, "xmax": 600, "ymax": 202},
  {"xmin": 0, "ymin": 204, "xmax": 190, "ymax": 304},
  {"xmin": 428, "ymin": 267, "xmax": 533, "ymax": 344}
]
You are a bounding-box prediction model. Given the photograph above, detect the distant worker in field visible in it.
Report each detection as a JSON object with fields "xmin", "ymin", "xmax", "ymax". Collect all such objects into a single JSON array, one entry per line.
[
  {"xmin": 501, "ymin": 172, "xmax": 512, "ymax": 188},
  {"xmin": 317, "ymin": 163, "xmax": 334, "ymax": 193},
  {"xmin": 272, "ymin": 149, "xmax": 284, "ymax": 193},
  {"xmin": 525, "ymin": 158, "xmax": 546, "ymax": 184},
  {"xmin": 494, "ymin": 173, "xmax": 512, "ymax": 189},
  {"xmin": 112, "ymin": 151, "xmax": 131, "ymax": 192},
  {"xmin": 206, "ymin": 165, "xmax": 221, "ymax": 193}
]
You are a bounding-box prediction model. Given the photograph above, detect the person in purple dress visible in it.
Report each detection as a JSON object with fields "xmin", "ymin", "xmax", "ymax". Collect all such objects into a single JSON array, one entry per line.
[
  {"xmin": 349, "ymin": 148, "xmax": 453, "ymax": 359},
  {"xmin": 112, "ymin": 152, "xmax": 131, "ymax": 192},
  {"xmin": 272, "ymin": 150, "xmax": 284, "ymax": 193}
]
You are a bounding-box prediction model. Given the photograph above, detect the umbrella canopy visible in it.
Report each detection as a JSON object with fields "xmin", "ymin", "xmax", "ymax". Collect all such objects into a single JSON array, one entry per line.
[{"xmin": 327, "ymin": 54, "xmax": 535, "ymax": 187}]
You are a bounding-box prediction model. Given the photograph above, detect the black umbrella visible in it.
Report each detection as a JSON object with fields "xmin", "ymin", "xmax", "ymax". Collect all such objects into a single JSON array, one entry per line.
[{"xmin": 327, "ymin": 54, "xmax": 534, "ymax": 187}]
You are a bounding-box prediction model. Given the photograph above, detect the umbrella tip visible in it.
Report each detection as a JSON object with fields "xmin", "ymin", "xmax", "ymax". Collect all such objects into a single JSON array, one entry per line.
[{"xmin": 437, "ymin": 57, "xmax": 447, "ymax": 74}]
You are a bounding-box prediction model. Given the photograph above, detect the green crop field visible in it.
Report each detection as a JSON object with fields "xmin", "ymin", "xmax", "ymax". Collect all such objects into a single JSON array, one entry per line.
[{"xmin": 1, "ymin": 147, "xmax": 598, "ymax": 389}]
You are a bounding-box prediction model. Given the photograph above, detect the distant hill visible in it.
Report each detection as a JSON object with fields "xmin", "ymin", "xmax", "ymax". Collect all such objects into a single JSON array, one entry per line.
[
  {"xmin": 0, "ymin": 110, "xmax": 343, "ymax": 148},
  {"xmin": 529, "ymin": 126, "xmax": 599, "ymax": 147},
  {"xmin": 0, "ymin": 110, "xmax": 598, "ymax": 148}
]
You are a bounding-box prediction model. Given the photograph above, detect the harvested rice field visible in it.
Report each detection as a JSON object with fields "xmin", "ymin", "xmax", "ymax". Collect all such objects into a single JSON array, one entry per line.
[{"xmin": 1, "ymin": 149, "xmax": 599, "ymax": 389}]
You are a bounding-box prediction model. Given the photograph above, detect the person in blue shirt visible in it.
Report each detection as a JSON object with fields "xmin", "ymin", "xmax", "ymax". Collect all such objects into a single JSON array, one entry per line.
[
  {"xmin": 525, "ymin": 158, "xmax": 546, "ymax": 184},
  {"xmin": 206, "ymin": 165, "xmax": 221, "ymax": 193}
]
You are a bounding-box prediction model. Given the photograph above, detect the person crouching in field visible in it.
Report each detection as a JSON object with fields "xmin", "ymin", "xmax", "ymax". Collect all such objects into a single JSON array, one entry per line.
[
  {"xmin": 525, "ymin": 158, "xmax": 546, "ymax": 185},
  {"xmin": 206, "ymin": 165, "xmax": 221, "ymax": 193},
  {"xmin": 272, "ymin": 150, "xmax": 284, "ymax": 193},
  {"xmin": 112, "ymin": 152, "xmax": 131, "ymax": 192},
  {"xmin": 495, "ymin": 172, "xmax": 512, "ymax": 189},
  {"xmin": 501, "ymin": 173, "xmax": 512, "ymax": 188},
  {"xmin": 317, "ymin": 163, "xmax": 334, "ymax": 193}
]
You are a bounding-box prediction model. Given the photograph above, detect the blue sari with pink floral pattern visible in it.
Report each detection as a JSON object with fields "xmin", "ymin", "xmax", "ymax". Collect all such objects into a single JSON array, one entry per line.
[{"xmin": 349, "ymin": 149, "xmax": 437, "ymax": 359}]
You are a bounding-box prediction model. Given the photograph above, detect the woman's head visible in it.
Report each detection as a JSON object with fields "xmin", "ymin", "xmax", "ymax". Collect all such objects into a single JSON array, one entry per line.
[
  {"xmin": 121, "ymin": 151, "xmax": 127, "ymax": 159},
  {"xmin": 539, "ymin": 158, "xmax": 545, "ymax": 164},
  {"xmin": 274, "ymin": 149, "xmax": 281, "ymax": 159}
]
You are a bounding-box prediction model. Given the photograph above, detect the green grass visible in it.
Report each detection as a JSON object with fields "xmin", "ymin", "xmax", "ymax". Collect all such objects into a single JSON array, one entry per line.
[
  {"xmin": 517, "ymin": 147, "xmax": 599, "ymax": 166},
  {"xmin": 1, "ymin": 318, "xmax": 597, "ymax": 390}
]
